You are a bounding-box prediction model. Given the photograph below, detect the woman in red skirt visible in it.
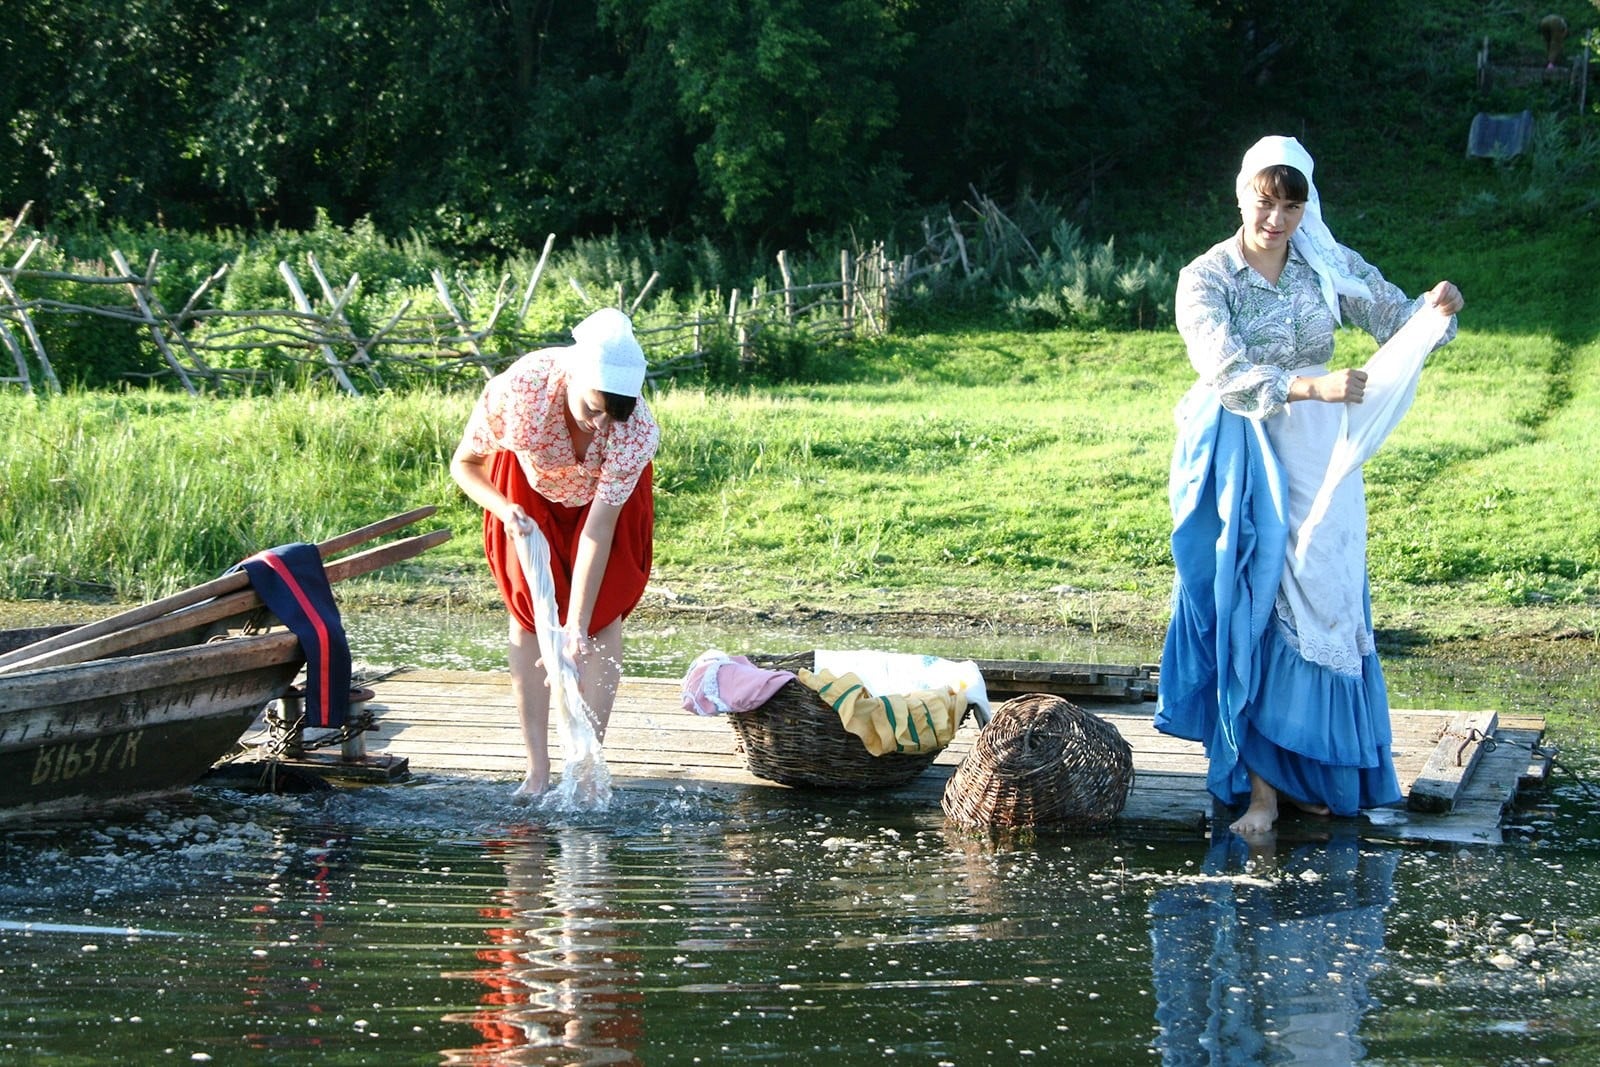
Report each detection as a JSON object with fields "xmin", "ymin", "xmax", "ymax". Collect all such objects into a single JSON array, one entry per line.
[{"xmin": 450, "ymin": 308, "xmax": 659, "ymax": 796}]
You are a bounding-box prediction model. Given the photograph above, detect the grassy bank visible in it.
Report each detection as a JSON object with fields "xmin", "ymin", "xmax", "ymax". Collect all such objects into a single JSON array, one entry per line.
[{"xmin": 3, "ymin": 302, "xmax": 1596, "ymax": 648}]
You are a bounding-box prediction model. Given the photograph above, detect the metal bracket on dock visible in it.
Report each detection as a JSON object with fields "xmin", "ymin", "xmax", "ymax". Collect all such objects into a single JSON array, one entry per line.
[
  {"xmin": 261, "ymin": 685, "xmax": 410, "ymax": 784},
  {"xmin": 1408, "ymin": 711, "xmax": 1499, "ymax": 814}
]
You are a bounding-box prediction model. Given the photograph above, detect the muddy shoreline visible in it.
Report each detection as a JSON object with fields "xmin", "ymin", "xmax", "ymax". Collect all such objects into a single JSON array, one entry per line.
[{"xmin": 5, "ymin": 580, "xmax": 1596, "ymax": 716}]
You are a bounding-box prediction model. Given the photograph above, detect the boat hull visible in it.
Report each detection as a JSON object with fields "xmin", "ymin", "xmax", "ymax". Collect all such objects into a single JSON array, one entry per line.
[{"xmin": 0, "ymin": 631, "xmax": 303, "ymax": 823}]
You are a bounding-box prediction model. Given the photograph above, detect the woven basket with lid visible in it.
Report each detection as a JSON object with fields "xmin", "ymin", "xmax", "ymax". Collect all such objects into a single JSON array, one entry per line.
[{"xmin": 942, "ymin": 693, "xmax": 1133, "ymax": 831}]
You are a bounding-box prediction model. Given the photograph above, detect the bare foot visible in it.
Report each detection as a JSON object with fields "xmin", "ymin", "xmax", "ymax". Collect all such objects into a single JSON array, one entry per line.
[
  {"xmin": 1230, "ymin": 800, "xmax": 1278, "ymax": 836},
  {"xmin": 1230, "ymin": 771, "xmax": 1279, "ymax": 836},
  {"xmin": 512, "ymin": 771, "xmax": 549, "ymax": 798},
  {"xmin": 1289, "ymin": 800, "xmax": 1331, "ymax": 817}
]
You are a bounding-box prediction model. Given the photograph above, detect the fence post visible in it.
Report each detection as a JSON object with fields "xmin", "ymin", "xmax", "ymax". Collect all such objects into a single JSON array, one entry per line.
[
  {"xmin": 279, "ymin": 260, "xmax": 361, "ymax": 395},
  {"xmin": 433, "ymin": 269, "xmax": 513, "ymax": 380},
  {"xmin": 114, "ymin": 248, "xmax": 224, "ymax": 394},
  {"xmin": 879, "ymin": 244, "xmax": 892, "ymax": 334},
  {"xmin": 777, "ymin": 250, "xmax": 796, "ymax": 324},
  {"xmin": 1, "ymin": 239, "xmax": 62, "ymax": 394},
  {"xmin": 307, "ymin": 254, "xmax": 385, "ymax": 389},
  {"xmin": 0, "ymin": 320, "xmax": 32, "ymax": 393},
  {"xmin": 110, "ymin": 248, "xmax": 197, "ymax": 394},
  {"xmin": 840, "ymin": 249, "xmax": 854, "ymax": 334},
  {"xmin": 434, "ymin": 269, "xmax": 491, "ymax": 379},
  {"xmin": 628, "ymin": 271, "xmax": 660, "ymax": 317},
  {"xmin": 516, "ymin": 233, "xmax": 557, "ymax": 326}
]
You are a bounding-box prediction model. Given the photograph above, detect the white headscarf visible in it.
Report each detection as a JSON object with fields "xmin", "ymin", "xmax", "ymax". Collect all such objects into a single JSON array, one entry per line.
[
  {"xmin": 563, "ymin": 307, "xmax": 648, "ymax": 397},
  {"xmin": 1235, "ymin": 135, "xmax": 1372, "ymax": 322}
]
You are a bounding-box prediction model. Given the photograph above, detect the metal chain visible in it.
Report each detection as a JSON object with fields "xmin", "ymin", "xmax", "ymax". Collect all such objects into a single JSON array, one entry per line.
[{"xmin": 1454, "ymin": 726, "xmax": 1600, "ymax": 800}]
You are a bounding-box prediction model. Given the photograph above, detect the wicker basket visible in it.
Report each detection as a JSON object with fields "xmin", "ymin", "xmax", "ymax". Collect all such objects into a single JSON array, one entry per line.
[
  {"xmin": 730, "ymin": 652, "xmax": 960, "ymax": 790},
  {"xmin": 942, "ymin": 693, "xmax": 1134, "ymax": 831}
]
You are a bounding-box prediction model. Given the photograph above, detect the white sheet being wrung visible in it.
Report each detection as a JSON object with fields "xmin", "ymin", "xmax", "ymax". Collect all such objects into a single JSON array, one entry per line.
[
  {"xmin": 513, "ymin": 523, "xmax": 612, "ymax": 808},
  {"xmin": 1293, "ymin": 304, "xmax": 1456, "ymax": 574}
]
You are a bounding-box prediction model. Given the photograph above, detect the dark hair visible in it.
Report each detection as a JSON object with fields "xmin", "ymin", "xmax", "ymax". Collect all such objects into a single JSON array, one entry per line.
[
  {"xmin": 601, "ymin": 391, "xmax": 638, "ymax": 421},
  {"xmin": 1251, "ymin": 164, "xmax": 1309, "ymax": 202}
]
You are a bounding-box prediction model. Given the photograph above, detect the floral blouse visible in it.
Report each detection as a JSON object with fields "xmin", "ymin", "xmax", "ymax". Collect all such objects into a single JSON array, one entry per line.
[
  {"xmin": 462, "ymin": 348, "xmax": 660, "ymax": 508},
  {"xmin": 1174, "ymin": 233, "xmax": 1437, "ymax": 420}
]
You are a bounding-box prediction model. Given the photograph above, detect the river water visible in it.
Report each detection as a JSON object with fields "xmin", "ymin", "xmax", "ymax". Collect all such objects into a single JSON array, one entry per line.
[{"xmin": 4, "ymin": 608, "xmax": 1600, "ymax": 1064}]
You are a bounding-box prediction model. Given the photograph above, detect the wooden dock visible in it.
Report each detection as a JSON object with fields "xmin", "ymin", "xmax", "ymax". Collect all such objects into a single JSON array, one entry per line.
[{"xmin": 311, "ymin": 664, "xmax": 1549, "ymax": 846}]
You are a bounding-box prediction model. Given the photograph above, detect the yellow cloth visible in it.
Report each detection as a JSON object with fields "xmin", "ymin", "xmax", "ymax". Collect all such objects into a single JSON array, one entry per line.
[{"xmin": 797, "ymin": 668, "xmax": 963, "ymax": 756}]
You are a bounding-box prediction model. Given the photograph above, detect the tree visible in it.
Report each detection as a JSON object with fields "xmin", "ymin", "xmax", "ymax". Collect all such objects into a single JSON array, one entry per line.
[
  {"xmin": 601, "ymin": 0, "xmax": 908, "ymax": 242},
  {"xmin": 1, "ymin": 0, "xmax": 229, "ymax": 227}
]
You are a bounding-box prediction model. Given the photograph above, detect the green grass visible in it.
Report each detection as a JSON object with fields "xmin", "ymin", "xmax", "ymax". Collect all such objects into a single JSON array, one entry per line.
[
  {"xmin": 0, "ymin": 389, "xmax": 469, "ymax": 600},
  {"xmin": 647, "ymin": 328, "xmax": 1187, "ymax": 607},
  {"xmin": 4, "ymin": 304, "xmax": 1595, "ymax": 644}
]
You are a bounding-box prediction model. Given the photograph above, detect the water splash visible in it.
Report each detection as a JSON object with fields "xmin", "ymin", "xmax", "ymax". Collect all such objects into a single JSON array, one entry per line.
[{"xmin": 513, "ymin": 524, "xmax": 613, "ymax": 811}]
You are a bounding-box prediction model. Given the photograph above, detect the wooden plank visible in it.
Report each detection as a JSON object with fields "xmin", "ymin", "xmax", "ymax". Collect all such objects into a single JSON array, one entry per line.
[
  {"xmin": 1522, "ymin": 749, "xmax": 1555, "ymax": 789},
  {"xmin": 2, "ymin": 527, "xmax": 450, "ymax": 674},
  {"xmin": 1407, "ymin": 710, "xmax": 1498, "ymax": 813},
  {"xmin": 1362, "ymin": 726, "xmax": 1542, "ymax": 846},
  {"xmin": 972, "ymin": 658, "xmax": 1158, "ymax": 703},
  {"xmin": 340, "ymin": 667, "xmax": 1542, "ymax": 844},
  {"xmin": 0, "ymin": 507, "xmax": 439, "ymax": 670}
]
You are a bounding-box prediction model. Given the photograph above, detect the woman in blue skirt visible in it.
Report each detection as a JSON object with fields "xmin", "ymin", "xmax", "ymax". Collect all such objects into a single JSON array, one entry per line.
[{"xmin": 1155, "ymin": 135, "xmax": 1464, "ymax": 835}]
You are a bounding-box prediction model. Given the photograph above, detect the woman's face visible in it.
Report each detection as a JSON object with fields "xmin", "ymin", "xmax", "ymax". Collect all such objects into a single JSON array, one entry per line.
[
  {"xmin": 567, "ymin": 387, "xmax": 616, "ymax": 435},
  {"xmin": 1239, "ymin": 178, "xmax": 1305, "ymax": 257}
]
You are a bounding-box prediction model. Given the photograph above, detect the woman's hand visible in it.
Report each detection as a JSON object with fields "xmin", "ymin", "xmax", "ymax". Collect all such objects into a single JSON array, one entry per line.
[
  {"xmin": 1426, "ymin": 280, "xmax": 1464, "ymax": 315},
  {"xmin": 502, "ymin": 504, "xmax": 535, "ymax": 537},
  {"xmin": 562, "ymin": 621, "xmax": 593, "ymax": 661},
  {"xmin": 1291, "ymin": 369, "xmax": 1369, "ymax": 404}
]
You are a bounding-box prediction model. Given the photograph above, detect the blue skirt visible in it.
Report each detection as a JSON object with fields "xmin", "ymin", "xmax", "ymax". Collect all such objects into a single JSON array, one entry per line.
[{"xmin": 1233, "ymin": 624, "xmax": 1402, "ymax": 817}]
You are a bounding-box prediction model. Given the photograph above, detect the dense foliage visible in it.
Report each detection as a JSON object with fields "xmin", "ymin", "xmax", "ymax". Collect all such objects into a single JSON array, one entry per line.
[{"xmin": 9, "ymin": 0, "xmax": 1586, "ymax": 253}]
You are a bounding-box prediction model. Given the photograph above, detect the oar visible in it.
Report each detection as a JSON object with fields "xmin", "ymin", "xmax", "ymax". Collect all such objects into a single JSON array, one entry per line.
[
  {"xmin": 0, "ymin": 527, "xmax": 452, "ymax": 675},
  {"xmin": 0, "ymin": 506, "xmax": 440, "ymax": 671}
]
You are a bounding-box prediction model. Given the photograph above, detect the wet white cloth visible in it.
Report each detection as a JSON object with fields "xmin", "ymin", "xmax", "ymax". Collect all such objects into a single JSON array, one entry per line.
[
  {"xmin": 1294, "ymin": 304, "xmax": 1457, "ymax": 569},
  {"xmin": 813, "ymin": 649, "xmax": 991, "ymax": 724},
  {"xmin": 513, "ymin": 524, "xmax": 612, "ymax": 806},
  {"xmin": 1271, "ymin": 305, "xmax": 1455, "ymax": 676}
]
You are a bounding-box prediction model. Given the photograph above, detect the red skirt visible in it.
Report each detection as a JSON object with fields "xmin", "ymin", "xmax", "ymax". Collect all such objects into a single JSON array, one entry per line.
[{"xmin": 482, "ymin": 451, "xmax": 654, "ymax": 636}]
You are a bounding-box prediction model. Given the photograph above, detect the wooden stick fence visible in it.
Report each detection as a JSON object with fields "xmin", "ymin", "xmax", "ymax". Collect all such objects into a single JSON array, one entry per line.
[{"xmin": 0, "ymin": 204, "xmax": 901, "ymax": 396}]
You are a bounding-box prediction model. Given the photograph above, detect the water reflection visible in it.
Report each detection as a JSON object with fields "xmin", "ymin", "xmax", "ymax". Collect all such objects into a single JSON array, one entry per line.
[
  {"xmin": 442, "ymin": 827, "xmax": 643, "ymax": 1065},
  {"xmin": 1149, "ymin": 826, "xmax": 1398, "ymax": 1065},
  {"xmin": 8, "ymin": 784, "xmax": 1600, "ymax": 1061},
  {"xmin": 240, "ymin": 827, "xmax": 352, "ymax": 1056}
]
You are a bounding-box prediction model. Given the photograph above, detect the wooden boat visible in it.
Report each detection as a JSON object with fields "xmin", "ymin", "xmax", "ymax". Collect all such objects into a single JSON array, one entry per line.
[
  {"xmin": 0, "ymin": 626, "xmax": 305, "ymax": 823},
  {"xmin": 0, "ymin": 508, "xmax": 450, "ymax": 824}
]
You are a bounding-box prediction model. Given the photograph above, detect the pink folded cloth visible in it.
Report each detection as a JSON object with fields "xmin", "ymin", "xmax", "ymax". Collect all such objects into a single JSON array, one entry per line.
[{"xmin": 681, "ymin": 649, "xmax": 796, "ymax": 715}]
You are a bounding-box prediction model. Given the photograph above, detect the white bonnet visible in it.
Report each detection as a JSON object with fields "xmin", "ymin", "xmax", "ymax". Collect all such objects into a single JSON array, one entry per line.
[
  {"xmin": 565, "ymin": 308, "xmax": 647, "ymax": 397},
  {"xmin": 1234, "ymin": 134, "xmax": 1318, "ymax": 200},
  {"xmin": 1235, "ymin": 135, "xmax": 1372, "ymax": 320}
]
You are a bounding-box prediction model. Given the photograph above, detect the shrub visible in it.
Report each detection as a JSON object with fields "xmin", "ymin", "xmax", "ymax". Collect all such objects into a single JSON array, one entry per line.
[{"xmin": 1000, "ymin": 223, "xmax": 1178, "ymax": 330}]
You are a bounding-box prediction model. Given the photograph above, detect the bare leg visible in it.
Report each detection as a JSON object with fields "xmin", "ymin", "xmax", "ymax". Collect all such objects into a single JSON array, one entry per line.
[
  {"xmin": 575, "ymin": 618, "xmax": 623, "ymax": 740},
  {"xmin": 1230, "ymin": 771, "xmax": 1279, "ymax": 836},
  {"xmin": 508, "ymin": 618, "xmax": 551, "ymax": 796}
]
